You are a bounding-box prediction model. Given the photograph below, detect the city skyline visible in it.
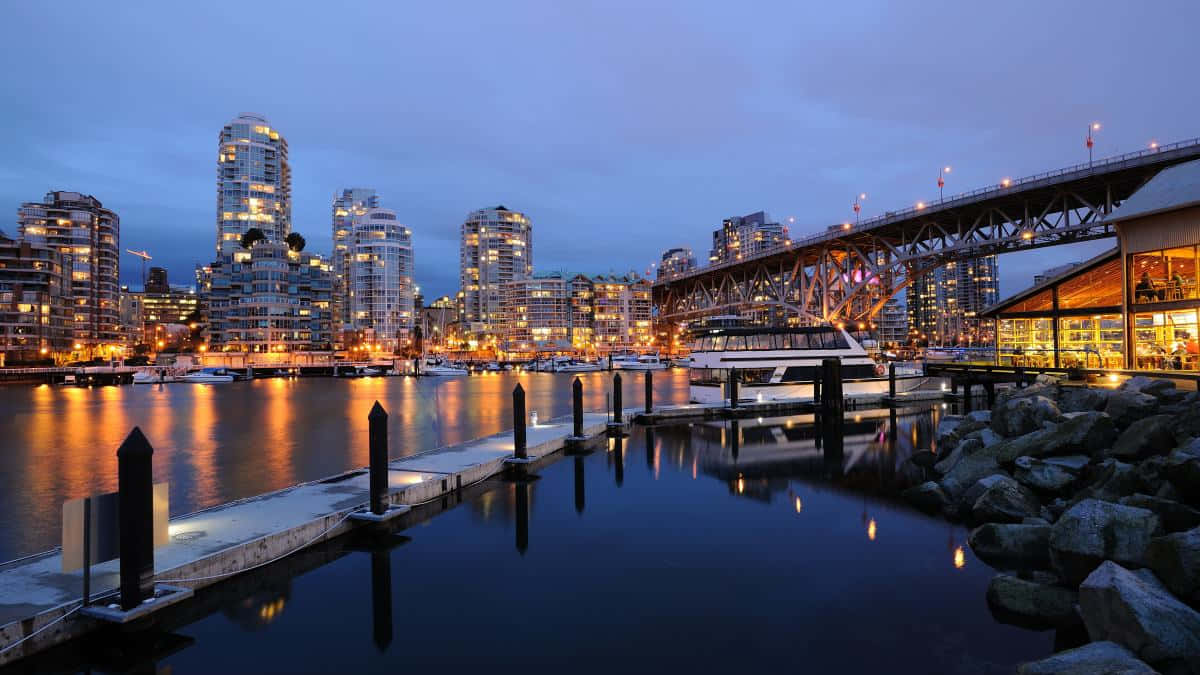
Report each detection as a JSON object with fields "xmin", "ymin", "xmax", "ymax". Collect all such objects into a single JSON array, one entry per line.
[{"xmin": 4, "ymin": 3, "xmax": 1199, "ymax": 300}]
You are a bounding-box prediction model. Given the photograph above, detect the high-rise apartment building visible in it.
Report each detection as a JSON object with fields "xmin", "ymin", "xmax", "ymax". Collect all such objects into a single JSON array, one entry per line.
[
  {"xmin": 205, "ymin": 240, "xmax": 334, "ymax": 352},
  {"xmin": 657, "ymin": 247, "xmax": 697, "ymax": 280},
  {"xmin": 17, "ymin": 191, "xmax": 121, "ymax": 352},
  {"xmin": 331, "ymin": 188, "xmax": 379, "ymax": 329},
  {"xmin": 344, "ymin": 206, "xmax": 414, "ymax": 350},
  {"xmin": 501, "ymin": 273, "xmax": 569, "ymax": 355},
  {"xmin": 145, "ymin": 266, "xmax": 169, "ymax": 294},
  {"xmin": 878, "ymin": 297, "xmax": 907, "ymax": 346},
  {"xmin": 215, "ymin": 113, "xmax": 290, "ymax": 256},
  {"xmin": 709, "ymin": 211, "xmax": 788, "ymax": 264},
  {"xmin": 590, "ymin": 274, "xmax": 653, "ymax": 353},
  {"xmin": 460, "ymin": 206, "xmax": 532, "ymax": 334},
  {"xmin": 907, "ymin": 255, "xmax": 999, "ymax": 346},
  {"xmin": 0, "ymin": 231, "xmax": 73, "ymax": 362}
]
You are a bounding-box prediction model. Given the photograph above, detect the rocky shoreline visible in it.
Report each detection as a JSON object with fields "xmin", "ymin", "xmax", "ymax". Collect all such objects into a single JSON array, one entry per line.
[{"xmin": 900, "ymin": 375, "xmax": 1200, "ymax": 674}]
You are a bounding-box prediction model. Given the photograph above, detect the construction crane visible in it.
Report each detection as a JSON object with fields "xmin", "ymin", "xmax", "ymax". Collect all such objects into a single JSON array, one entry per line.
[{"xmin": 126, "ymin": 249, "xmax": 152, "ymax": 288}]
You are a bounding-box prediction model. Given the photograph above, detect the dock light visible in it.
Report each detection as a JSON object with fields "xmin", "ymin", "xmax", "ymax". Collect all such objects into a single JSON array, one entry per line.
[
  {"xmin": 1108, "ymin": 373, "xmax": 1119, "ymax": 383},
  {"xmin": 40, "ymin": 347, "xmax": 48, "ymax": 355},
  {"xmin": 940, "ymin": 382, "xmax": 948, "ymax": 392}
]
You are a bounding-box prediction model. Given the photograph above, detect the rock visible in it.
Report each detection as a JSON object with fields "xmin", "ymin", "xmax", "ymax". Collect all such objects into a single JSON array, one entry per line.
[
  {"xmin": 910, "ymin": 449, "xmax": 938, "ymax": 469},
  {"xmin": 933, "ymin": 444, "xmax": 963, "ymax": 475},
  {"xmin": 1024, "ymin": 516, "xmax": 1052, "ymax": 527},
  {"xmin": 896, "ymin": 457, "xmax": 927, "ymax": 487},
  {"xmin": 1017, "ymin": 641, "xmax": 1156, "ymax": 675},
  {"xmin": 1049, "ymin": 499, "xmax": 1161, "ymax": 586},
  {"xmin": 1015, "ymin": 456, "xmax": 1081, "ymax": 493},
  {"xmin": 901, "ymin": 481, "xmax": 949, "ymax": 512},
  {"xmin": 1171, "ymin": 409, "xmax": 1200, "ymax": 444},
  {"xmin": 1044, "ymin": 455, "xmax": 1091, "ymax": 474},
  {"xmin": 1108, "ymin": 414, "xmax": 1176, "ymax": 460},
  {"xmin": 936, "ymin": 415, "xmax": 965, "ymax": 446},
  {"xmin": 1120, "ymin": 375, "xmax": 1177, "ymax": 400},
  {"xmin": 1059, "ymin": 386, "xmax": 1112, "ymax": 413},
  {"xmin": 1164, "ymin": 441, "xmax": 1200, "ymax": 502},
  {"xmin": 978, "ymin": 427, "xmax": 1004, "ymax": 447},
  {"xmin": 939, "ymin": 451, "xmax": 1002, "ymax": 500},
  {"xmin": 1135, "ymin": 456, "xmax": 1168, "ymax": 495},
  {"xmin": 986, "ymin": 574, "xmax": 1079, "ymax": 628},
  {"xmin": 1145, "ymin": 526, "xmax": 1200, "ymax": 605},
  {"xmin": 991, "ymin": 426, "xmax": 1060, "ymax": 463},
  {"xmin": 966, "ymin": 409, "xmax": 992, "ymax": 424},
  {"xmin": 1120, "ymin": 494, "xmax": 1200, "ymax": 534},
  {"xmin": 1075, "ymin": 460, "xmax": 1144, "ymax": 504},
  {"xmin": 1103, "ymin": 390, "xmax": 1159, "ymax": 429},
  {"xmin": 1079, "ymin": 561, "xmax": 1200, "ymax": 672},
  {"xmin": 994, "ymin": 412, "xmax": 1116, "ymax": 464},
  {"xmin": 972, "ymin": 475, "xmax": 1042, "ymax": 523},
  {"xmin": 993, "ymin": 395, "xmax": 1064, "ymax": 437},
  {"xmin": 1045, "ymin": 498, "xmax": 1069, "ymax": 521},
  {"xmin": 968, "ymin": 522, "xmax": 1051, "ymax": 570}
]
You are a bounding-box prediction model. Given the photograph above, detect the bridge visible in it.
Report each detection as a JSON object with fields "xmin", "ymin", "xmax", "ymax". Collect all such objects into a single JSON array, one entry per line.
[{"xmin": 653, "ymin": 137, "xmax": 1200, "ymax": 326}]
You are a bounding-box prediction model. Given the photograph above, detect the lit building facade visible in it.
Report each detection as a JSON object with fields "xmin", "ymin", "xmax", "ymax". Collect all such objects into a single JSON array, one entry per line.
[
  {"xmin": 657, "ymin": 247, "xmax": 697, "ymax": 280},
  {"xmin": 344, "ymin": 207, "xmax": 414, "ymax": 350},
  {"xmin": 878, "ymin": 297, "xmax": 908, "ymax": 346},
  {"xmin": 419, "ymin": 296, "xmax": 458, "ymax": 350},
  {"xmin": 589, "ymin": 274, "xmax": 653, "ymax": 353},
  {"xmin": 459, "ymin": 206, "xmax": 532, "ymax": 334},
  {"xmin": 709, "ymin": 211, "xmax": 788, "ymax": 264},
  {"xmin": 118, "ymin": 287, "xmax": 144, "ymax": 347},
  {"xmin": 17, "ymin": 191, "xmax": 122, "ymax": 353},
  {"xmin": 0, "ymin": 231, "xmax": 72, "ymax": 362},
  {"xmin": 205, "ymin": 240, "xmax": 334, "ymax": 352},
  {"xmin": 907, "ymin": 255, "xmax": 999, "ymax": 346},
  {"xmin": 501, "ymin": 273, "xmax": 569, "ymax": 356},
  {"xmin": 216, "ymin": 113, "xmax": 290, "ymax": 256},
  {"xmin": 331, "ymin": 188, "xmax": 379, "ymax": 329}
]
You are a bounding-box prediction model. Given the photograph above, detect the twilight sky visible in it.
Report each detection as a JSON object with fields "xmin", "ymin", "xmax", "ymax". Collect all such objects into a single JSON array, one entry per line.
[{"xmin": 2, "ymin": 1, "xmax": 1198, "ymax": 300}]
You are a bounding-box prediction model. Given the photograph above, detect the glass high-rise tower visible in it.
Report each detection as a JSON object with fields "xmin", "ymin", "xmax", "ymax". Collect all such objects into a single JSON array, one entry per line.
[
  {"xmin": 215, "ymin": 113, "xmax": 291, "ymax": 255},
  {"xmin": 331, "ymin": 188, "xmax": 379, "ymax": 330},
  {"xmin": 459, "ymin": 206, "xmax": 532, "ymax": 334}
]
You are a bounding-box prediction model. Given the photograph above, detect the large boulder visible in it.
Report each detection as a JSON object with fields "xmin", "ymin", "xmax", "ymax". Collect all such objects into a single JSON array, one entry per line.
[
  {"xmin": 1074, "ymin": 460, "xmax": 1144, "ymax": 505},
  {"xmin": 968, "ymin": 522, "xmax": 1051, "ymax": 570},
  {"xmin": 1107, "ymin": 414, "xmax": 1176, "ymax": 460},
  {"xmin": 1049, "ymin": 499, "xmax": 1161, "ymax": 586},
  {"xmin": 1164, "ymin": 440, "xmax": 1200, "ymax": 502},
  {"xmin": 993, "ymin": 395, "xmax": 1063, "ymax": 437},
  {"xmin": 1145, "ymin": 526, "xmax": 1200, "ymax": 606},
  {"xmin": 1017, "ymin": 641, "xmax": 1156, "ymax": 675},
  {"xmin": 971, "ymin": 474, "xmax": 1042, "ymax": 523},
  {"xmin": 1014, "ymin": 456, "xmax": 1080, "ymax": 493},
  {"xmin": 939, "ymin": 451, "xmax": 1002, "ymax": 500},
  {"xmin": 935, "ymin": 415, "xmax": 964, "ymax": 446},
  {"xmin": 1103, "ymin": 390, "xmax": 1158, "ymax": 429},
  {"xmin": 986, "ymin": 574, "xmax": 1079, "ymax": 628},
  {"xmin": 1058, "ymin": 386, "xmax": 1112, "ymax": 413},
  {"xmin": 901, "ymin": 481, "xmax": 949, "ymax": 513},
  {"xmin": 1120, "ymin": 494, "xmax": 1200, "ymax": 534},
  {"xmin": 1120, "ymin": 375, "xmax": 1177, "ymax": 400},
  {"xmin": 932, "ymin": 444, "xmax": 964, "ymax": 475},
  {"xmin": 1079, "ymin": 561, "xmax": 1200, "ymax": 673},
  {"xmin": 993, "ymin": 412, "xmax": 1116, "ymax": 464},
  {"xmin": 966, "ymin": 409, "xmax": 991, "ymax": 424}
]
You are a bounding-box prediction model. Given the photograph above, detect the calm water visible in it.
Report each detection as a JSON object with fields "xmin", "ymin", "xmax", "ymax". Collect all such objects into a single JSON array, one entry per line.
[
  {"xmin": 0, "ymin": 371, "xmax": 690, "ymax": 561},
  {"xmin": 14, "ymin": 413, "xmax": 1054, "ymax": 674}
]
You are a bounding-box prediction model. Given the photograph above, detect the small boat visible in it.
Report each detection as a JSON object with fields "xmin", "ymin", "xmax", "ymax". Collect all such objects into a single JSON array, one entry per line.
[
  {"xmin": 670, "ymin": 356, "xmax": 693, "ymax": 368},
  {"xmin": 179, "ymin": 368, "xmax": 235, "ymax": 384},
  {"xmin": 552, "ymin": 356, "xmax": 601, "ymax": 372},
  {"xmin": 359, "ymin": 366, "xmax": 383, "ymax": 377},
  {"xmin": 132, "ymin": 370, "xmax": 174, "ymax": 384},
  {"xmin": 612, "ymin": 353, "xmax": 667, "ymax": 371},
  {"xmin": 422, "ymin": 358, "xmax": 468, "ymax": 376}
]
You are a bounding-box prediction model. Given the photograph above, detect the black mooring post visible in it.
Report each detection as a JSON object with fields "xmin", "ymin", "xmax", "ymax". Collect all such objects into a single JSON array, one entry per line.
[
  {"xmin": 888, "ymin": 362, "xmax": 896, "ymax": 399},
  {"xmin": 729, "ymin": 368, "xmax": 739, "ymax": 409},
  {"xmin": 371, "ymin": 548, "xmax": 393, "ymax": 651},
  {"xmin": 644, "ymin": 369, "xmax": 653, "ymax": 414},
  {"xmin": 821, "ymin": 358, "xmax": 843, "ymax": 417},
  {"xmin": 612, "ymin": 372, "xmax": 623, "ymax": 424},
  {"xmin": 369, "ymin": 401, "xmax": 388, "ymax": 515},
  {"xmin": 117, "ymin": 427, "xmax": 154, "ymax": 610},
  {"xmin": 1015, "ymin": 366, "xmax": 1025, "ymax": 388},
  {"xmin": 513, "ymin": 383, "xmax": 527, "ymax": 459},
  {"xmin": 813, "ymin": 368, "xmax": 822, "ymax": 407},
  {"xmin": 572, "ymin": 377, "xmax": 584, "ymax": 437}
]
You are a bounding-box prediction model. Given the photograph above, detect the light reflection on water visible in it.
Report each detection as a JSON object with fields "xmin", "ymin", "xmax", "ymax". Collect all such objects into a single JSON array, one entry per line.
[
  {"xmin": 0, "ymin": 371, "xmax": 690, "ymax": 560},
  {"xmin": 31, "ymin": 411, "xmax": 1053, "ymax": 674}
]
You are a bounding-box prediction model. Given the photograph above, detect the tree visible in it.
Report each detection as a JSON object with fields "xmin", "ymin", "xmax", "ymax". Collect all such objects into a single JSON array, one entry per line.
[
  {"xmin": 240, "ymin": 227, "xmax": 266, "ymax": 249},
  {"xmin": 285, "ymin": 232, "xmax": 306, "ymax": 252}
]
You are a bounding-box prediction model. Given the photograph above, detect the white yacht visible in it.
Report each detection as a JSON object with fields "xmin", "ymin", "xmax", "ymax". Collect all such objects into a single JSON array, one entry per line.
[
  {"xmin": 611, "ymin": 353, "xmax": 667, "ymax": 371},
  {"xmin": 421, "ymin": 358, "xmax": 468, "ymax": 376},
  {"xmin": 688, "ymin": 325, "xmax": 924, "ymax": 404},
  {"xmin": 551, "ymin": 356, "xmax": 601, "ymax": 372},
  {"xmin": 132, "ymin": 369, "xmax": 176, "ymax": 384},
  {"xmin": 179, "ymin": 368, "xmax": 236, "ymax": 384}
]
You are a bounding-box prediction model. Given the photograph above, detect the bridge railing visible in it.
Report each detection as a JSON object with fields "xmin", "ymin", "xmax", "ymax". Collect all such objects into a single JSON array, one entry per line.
[{"xmin": 656, "ymin": 136, "xmax": 1200, "ymax": 286}]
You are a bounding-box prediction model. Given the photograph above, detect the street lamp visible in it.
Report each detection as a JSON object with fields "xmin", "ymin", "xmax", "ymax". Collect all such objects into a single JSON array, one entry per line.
[
  {"xmin": 1087, "ymin": 122, "xmax": 1101, "ymax": 165},
  {"xmin": 938, "ymin": 166, "xmax": 951, "ymax": 202},
  {"xmin": 852, "ymin": 193, "xmax": 866, "ymax": 225}
]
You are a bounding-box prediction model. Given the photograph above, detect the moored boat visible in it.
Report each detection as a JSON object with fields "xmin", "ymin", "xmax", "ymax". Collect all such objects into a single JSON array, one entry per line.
[
  {"xmin": 612, "ymin": 353, "xmax": 667, "ymax": 371},
  {"xmin": 179, "ymin": 368, "xmax": 236, "ymax": 384}
]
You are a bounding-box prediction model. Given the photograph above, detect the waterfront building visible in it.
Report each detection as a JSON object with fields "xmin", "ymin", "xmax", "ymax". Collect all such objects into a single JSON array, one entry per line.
[
  {"xmin": 500, "ymin": 273, "xmax": 569, "ymax": 357},
  {"xmin": 344, "ymin": 206, "xmax": 414, "ymax": 351},
  {"xmin": 985, "ymin": 159, "xmax": 1200, "ymax": 372},
  {"xmin": 568, "ymin": 275, "xmax": 595, "ymax": 351},
  {"xmin": 419, "ymin": 295, "xmax": 458, "ymax": 350},
  {"xmin": 205, "ymin": 239, "xmax": 334, "ymax": 352},
  {"xmin": 216, "ymin": 113, "xmax": 290, "ymax": 256},
  {"xmin": 708, "ymin": 211, "xmax": 788, "ymax": 264},
  {"xmin": 0, "ymin": 231, "xmax": 72, "ymax": 363},
  {"xmin": 907, "ymin": 255, "xmax": 999, "ymax": 346},
  {"xmin": 589, "ymin": 274, "xmax": 653, "ymax": 353},
  {"xmin": 459, "ymin": 206, "xmax": 533, "ymax": 334},
  {"xmin": 657, "ymin": 247, "xmax": 697, "ymax": 280},
  {"xmin": 330, "ymin": 188, "xmax": 379, "ymax": 330},
  {"xmin": 17, "ymin": 191, "xmax": 122, "ymax": 354},
  {"xmin": 145, "ymin": 266, "xmax": 169, "ymax": 294},
  {"xmin": 878, "ymin": 297, "xmax": 907, "ymax": 346},
  {"xmin": 141, "ymin": 276, "xmax": 199, "ymax": 348},
  {"xmin": 118, "ymin": 287, "xmax": 143, "ymax": 347}
]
